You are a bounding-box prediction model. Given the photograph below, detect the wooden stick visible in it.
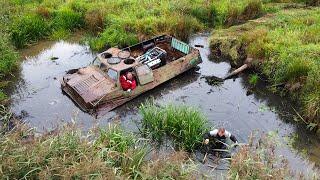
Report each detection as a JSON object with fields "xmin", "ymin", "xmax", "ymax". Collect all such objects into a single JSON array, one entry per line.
[{"xmin": 223, "ymin": 64, "xmax": 249, "ymax": 80}]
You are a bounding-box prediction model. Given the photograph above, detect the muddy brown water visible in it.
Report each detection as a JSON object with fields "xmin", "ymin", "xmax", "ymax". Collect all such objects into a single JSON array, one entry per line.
[{"xmin": 8, "ymin": 34, "xmax": 320, "ymax": 176}]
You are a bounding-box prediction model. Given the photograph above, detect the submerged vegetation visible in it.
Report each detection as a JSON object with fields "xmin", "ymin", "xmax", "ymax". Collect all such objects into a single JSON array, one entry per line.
[{"xmin": 210, "ymin": 6, "xmax": 320, "ymax": 128}]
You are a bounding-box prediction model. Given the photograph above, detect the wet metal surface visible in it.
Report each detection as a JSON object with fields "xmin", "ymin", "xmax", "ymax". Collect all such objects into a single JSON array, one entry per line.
[{"xmin": 9, "ymin": 34, "xmax": 320, "ymax": 175}]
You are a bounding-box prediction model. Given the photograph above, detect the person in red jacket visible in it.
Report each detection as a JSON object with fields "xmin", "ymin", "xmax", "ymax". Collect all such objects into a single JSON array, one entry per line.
[{"xmin": 120, "ymin": 72, "xmax": 136, "ymax": 92}]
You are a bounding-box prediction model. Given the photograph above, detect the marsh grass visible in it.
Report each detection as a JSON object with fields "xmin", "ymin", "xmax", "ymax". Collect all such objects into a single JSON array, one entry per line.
[
  {"xmin": 229, "ymin": 133, "xmax": 293, "ymax": 179},
  {"xmin": 0, "ymin": 36, "xmax": 18, "ymax": 76},
  {"xmin": 10, "ymin": 14, "xmax": 50, "ymax": 48},
  {"xmin": 140, "ymin": 102, "xmax": 208, "ymax": 152},
  {"xmin": 0, "ymin": 120, "xmax": 199, "ymax": 179},
  {"xmin": 211, "ymin": 7, "xmax": 320, "ymax": 127}
]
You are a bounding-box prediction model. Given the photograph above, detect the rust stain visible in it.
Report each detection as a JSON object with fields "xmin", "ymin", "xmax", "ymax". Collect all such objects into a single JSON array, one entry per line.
[{"xmin": 61, "ymin": 35, "xmax": 202, "ymax": 115}]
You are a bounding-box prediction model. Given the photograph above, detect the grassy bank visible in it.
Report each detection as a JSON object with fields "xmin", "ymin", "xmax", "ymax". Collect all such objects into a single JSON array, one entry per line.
[
  {"xmin": 210, "ymin": 6, "xmax": 320, "ymax": 129},
  {"xmin": 0, "ymin": 122, "xmax": 198, "ymax": 179},
  {"xmin": 3, "ymin": 0, "xmax": 268, "ymax": 50}
]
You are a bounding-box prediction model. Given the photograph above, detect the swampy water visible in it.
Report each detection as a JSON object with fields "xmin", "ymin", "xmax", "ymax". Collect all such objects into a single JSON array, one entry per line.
[{"xmin": 8, "ymin": 34, "xmax": 320, "ymax": 176}]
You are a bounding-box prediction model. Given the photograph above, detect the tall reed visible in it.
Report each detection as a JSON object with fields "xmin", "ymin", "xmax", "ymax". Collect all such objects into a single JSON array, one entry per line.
[{"xmin": 140, "ymin": 102, "xmax": 208, "ymax": 152}]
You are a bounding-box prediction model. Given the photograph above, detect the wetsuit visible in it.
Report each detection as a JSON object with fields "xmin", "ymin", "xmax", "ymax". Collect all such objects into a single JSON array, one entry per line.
[{"xmin": 203, "ymin": 129, "xmax": 238, "ymax": 150}]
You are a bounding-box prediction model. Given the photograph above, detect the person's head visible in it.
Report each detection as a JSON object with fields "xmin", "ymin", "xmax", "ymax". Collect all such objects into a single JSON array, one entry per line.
[
  {"xmin": 126, "ymin": 72, "xmax": 133, "ymax": 80},
  {"xmin": 218, "ymin": 128, "xmax": 225, "ymax": 136}
]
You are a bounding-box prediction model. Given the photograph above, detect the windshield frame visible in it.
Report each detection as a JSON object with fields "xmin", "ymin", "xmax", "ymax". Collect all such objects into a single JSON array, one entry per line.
[{"xmin": 105, "ymin": 68, "xmax": 118, "ymax": 82}]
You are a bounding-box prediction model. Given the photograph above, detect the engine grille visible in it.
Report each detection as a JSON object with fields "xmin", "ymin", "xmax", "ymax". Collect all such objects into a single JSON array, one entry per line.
[{"xmin": 73, "ymin": 75, "xmax": 99, "ymax": 94}]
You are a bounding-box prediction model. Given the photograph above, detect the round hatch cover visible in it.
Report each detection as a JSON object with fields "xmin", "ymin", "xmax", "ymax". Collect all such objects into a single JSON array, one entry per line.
[
  {"xmin": 107, "ymin": 57, "xmax": 121, "ymax": 64},
  {"xmin": 118, "ymin": 50, "xmax": 131, "ymax": 59}
]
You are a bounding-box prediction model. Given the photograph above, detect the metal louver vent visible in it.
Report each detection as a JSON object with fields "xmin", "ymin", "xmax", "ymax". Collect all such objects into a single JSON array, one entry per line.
[{"xmin": 73, "ymin": 75, "xmax": 99, "ymax": 94}]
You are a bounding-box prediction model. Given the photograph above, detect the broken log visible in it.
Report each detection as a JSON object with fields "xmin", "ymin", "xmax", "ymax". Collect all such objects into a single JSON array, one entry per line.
[
  {"xmin": 223, "ymin": 64, "xmax": 249, "ymax": 80},
  {"xmin": 223, "ymin": 58, "xmax": 253, "ymax": 80}
]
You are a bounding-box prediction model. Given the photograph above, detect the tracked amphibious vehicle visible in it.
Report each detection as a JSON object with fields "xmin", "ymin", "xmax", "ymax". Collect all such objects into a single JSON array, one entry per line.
[{"xmin": 61, "ymin": 35, "xmax": 202, "ymax": 114}]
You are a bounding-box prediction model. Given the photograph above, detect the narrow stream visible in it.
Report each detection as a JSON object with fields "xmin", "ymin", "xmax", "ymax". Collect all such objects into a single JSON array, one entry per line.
[{"xmin": 8, "ymin": 34, "xmax": 320, "ymax": 176}]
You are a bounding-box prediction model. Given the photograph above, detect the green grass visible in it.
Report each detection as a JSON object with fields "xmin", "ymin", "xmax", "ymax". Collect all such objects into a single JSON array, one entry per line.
[
  {"xmin": 249, "ymin": 73, "xmax": 259, "ymax": 86},
  {"xmin": 10, "ymin": 14, "xmax": 50, "ymax": 48},
  {"xmin": 0, "ymin": 36, "xmax": 18, "ymax": 76},
  {"xmin": 0, "ymin": 123, "xmax": 197, "ymax": 179},
  {"xmin": 210, "ymin": 7, "xmax": 320, "ymax": 127},
  {"xmin": 140, "ymin": 102, "xmax": 208, "ymax": 152},
  {"xmin": 229, "ymin": 133, "xmax": 293, "ymax": 179},
  {"xmin": 1, "ymin": 0, "xmax": 269, "ymax": 51}
]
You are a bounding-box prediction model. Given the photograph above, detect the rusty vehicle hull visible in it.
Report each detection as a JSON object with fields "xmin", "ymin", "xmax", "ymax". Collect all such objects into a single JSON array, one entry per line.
[{"xmin": 61, "ymin": 35, "xmax": 202, "ymax": 115}]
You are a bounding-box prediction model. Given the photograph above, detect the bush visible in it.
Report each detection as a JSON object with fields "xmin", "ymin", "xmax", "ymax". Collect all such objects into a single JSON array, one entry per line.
[
  {"xmin": 10, "ymin": 14, "xmax": 50, "ymax": 48},
  {"xmin": 140, "ymin": 102, "xmax": 208, "ymax": 151}
]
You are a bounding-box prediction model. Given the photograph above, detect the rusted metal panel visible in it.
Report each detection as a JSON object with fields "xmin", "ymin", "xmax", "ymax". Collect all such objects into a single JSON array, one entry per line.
[{"xmin": 61, "ymin": 35, "xmax": 202, "ymax": 115}]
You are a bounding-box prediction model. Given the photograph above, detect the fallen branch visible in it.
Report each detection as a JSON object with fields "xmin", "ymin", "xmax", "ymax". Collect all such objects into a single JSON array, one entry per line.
[{"xmin": 223, "ymin": 64, "xmax": 249, "ymax": 80}]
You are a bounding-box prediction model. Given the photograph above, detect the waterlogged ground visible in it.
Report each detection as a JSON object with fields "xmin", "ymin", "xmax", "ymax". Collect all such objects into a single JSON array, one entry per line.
[{"xmin": 8, "ymin": 34, "xmax": 320, "ymax": 176}]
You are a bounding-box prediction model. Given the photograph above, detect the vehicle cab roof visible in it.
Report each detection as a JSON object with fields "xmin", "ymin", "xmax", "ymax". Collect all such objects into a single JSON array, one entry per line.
[{"xmin": 97, "ymin": 48, "xmax": 141, "ymax": 72}]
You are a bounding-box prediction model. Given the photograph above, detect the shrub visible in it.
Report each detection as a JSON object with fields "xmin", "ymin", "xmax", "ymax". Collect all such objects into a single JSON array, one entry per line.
[
  {"xmin": 10, "ymin": 14, "xmax": 50, "ymax": 48},
  {"xmin": 140, "ymin": 102, "xmax": 208, "ymax": 151}
]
